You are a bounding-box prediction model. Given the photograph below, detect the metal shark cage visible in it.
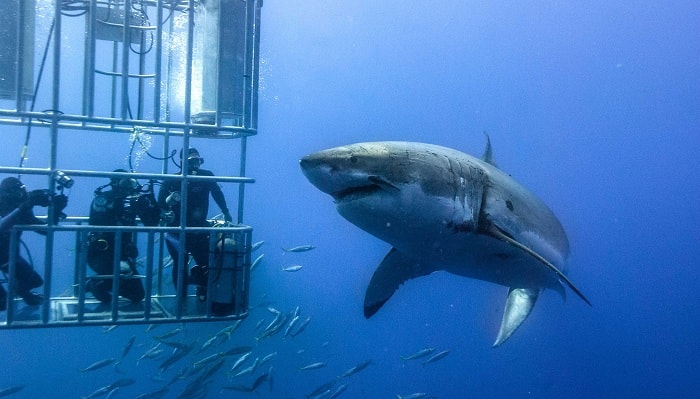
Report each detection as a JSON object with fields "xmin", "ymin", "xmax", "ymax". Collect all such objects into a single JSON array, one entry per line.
[{"xmin": 0, "ymin": 0, "xmax": 263, "ymax": 329}]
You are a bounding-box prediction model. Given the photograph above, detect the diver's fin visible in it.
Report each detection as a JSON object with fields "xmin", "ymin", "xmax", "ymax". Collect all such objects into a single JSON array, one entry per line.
[
  {"xmin": 488, "ymin": 224, "xmax": 591, "ymax": 306},
  {"xmin": 493, "ymin": 287, "xmax": 539, "ymax": 347},
  {"xmin": 481, "ymin": 132, "xmax": 498, "ymax": 167},
  {"xmin": 364, "ymin": 248, "xmax": 433, "ymax": 318}
]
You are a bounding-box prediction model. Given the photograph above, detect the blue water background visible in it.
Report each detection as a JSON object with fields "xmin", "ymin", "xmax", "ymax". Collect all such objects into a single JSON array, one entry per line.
[{"xmin": 2, "ymin": 1, "xmax": 699, "ymax": 398}]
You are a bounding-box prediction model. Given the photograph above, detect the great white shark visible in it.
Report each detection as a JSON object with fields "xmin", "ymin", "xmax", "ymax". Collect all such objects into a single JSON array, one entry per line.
[{"xmin": 299, "ymin": 136, "xmax": 590, "ymax": 346}]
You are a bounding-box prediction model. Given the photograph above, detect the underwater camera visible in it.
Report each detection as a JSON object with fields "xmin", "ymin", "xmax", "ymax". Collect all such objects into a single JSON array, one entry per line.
[{"xmin": 54, "ymin": 170, "xmax": 74, "ymax": 189}]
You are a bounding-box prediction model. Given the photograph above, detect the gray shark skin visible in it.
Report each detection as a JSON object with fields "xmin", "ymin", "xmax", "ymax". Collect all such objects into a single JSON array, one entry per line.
[{"xmin": 299, "ymin": 138, "xmax": 590, "ymax": 346}]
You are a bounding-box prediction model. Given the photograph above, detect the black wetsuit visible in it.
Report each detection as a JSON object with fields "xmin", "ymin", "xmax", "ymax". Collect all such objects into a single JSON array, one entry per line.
[
  {"xmin": 0, "ymin": 207, "xmax": 45, "ymax": 309},
  {"xmin": 87, "ymin": 187, "xmax": 160, "ymax": 304},
  {"xmin": 158, "ymin": 168, "xmax": 229, "ymax": 289}
]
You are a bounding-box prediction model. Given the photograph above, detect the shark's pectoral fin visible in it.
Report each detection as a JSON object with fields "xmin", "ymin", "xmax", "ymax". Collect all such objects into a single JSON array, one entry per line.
[
  {"xmin": 493, "ymin": 287, "xmax": 539, "ymax": 347},
  {"xmin": 364, "ymin": 248, "xmax": 432, "ymax": 318},
  {"xmin": 487, "ymin": 224, "xmax": 591, "ymax": 306}
]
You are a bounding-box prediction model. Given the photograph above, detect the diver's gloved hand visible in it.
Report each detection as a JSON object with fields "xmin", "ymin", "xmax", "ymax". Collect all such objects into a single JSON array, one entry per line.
[
  {"xmin": 53, "ymin": 193, "xmax": 68, "ymax": 211},
  {"xmin": 54, "ymin": 193, "xmax": 68, "ymax": 211},
  {"xmin": 160, "ymin": 210, "xmax": 175, "ymax": 225},
  {"xmin": 21, "ymin": 189, "xmax": 51, "ymax": 210},
  {"xmin": 223, "ymin": 211, "xmax": 233, "ymax": 222},
  {"xmin": 119, "ymin": 261, "xmax": 133, "ymax": 276},
  {"xmin": 50, "ymin": 193, "xmax": 68, "ymax": 222}
]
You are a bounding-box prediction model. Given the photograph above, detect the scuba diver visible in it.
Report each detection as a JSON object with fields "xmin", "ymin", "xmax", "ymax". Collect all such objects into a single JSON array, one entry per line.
[
  {"xmin": 0, "ymin": 176, "xmax": 68, "ymax": 310},
  {"xmin": 86, "ymin": 170, "xmax": 160, "ymax": 304},
  {"xmin": 158, "ymin": 148, "xmax": 232, "ymax": 303}
]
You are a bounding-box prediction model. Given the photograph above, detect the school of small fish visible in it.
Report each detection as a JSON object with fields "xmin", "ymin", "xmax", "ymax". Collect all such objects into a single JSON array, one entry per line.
[{"xmin": 0, "ymin": 241, "xmax": 449, "ymax": 398}]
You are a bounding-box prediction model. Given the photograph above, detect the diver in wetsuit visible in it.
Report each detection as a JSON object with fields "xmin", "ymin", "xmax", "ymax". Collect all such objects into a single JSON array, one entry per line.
[
  {"xmin": 158, "ymin": 148, "xmax": 232, "ymax": 302},
  {"xmin": 0, "ymin": 177, "xmax": 68, "ymax": 310},
  {"xmin": 86, "ymin": 170, "xmax": 160, "ymax": 304}
]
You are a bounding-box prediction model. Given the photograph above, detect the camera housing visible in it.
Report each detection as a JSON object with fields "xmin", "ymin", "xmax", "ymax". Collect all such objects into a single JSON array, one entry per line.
[{"xmin": 54, "ymin": 171, "xmax": 74, "ymax": 189}]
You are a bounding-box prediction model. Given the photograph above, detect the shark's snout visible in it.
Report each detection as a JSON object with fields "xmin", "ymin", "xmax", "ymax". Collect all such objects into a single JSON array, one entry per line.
[
  {"xmin": 299, "ymin": 153, "xmax": 336, "ymax": 195},
  {"xmin": 299, "ymin": 151, "xmax": 347, "ymax": 195},
  {"xmin": 301, "ymin": 149, "xmax": 398, "ymax": 207},
  {"xmin": 299, "ymin": 154, "xmax": 320, "ymax": 172}
]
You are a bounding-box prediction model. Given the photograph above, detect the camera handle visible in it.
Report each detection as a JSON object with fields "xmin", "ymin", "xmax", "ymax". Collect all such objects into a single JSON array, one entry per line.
[{"xmin": 53, "ymin": 185, "xmax": 68, "ymax": 220}]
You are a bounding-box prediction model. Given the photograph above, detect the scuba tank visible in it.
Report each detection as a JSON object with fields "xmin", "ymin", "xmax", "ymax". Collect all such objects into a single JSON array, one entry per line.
[{"xmin": 209, "ymin": 227, "xmax": 241, "ymax": 316}]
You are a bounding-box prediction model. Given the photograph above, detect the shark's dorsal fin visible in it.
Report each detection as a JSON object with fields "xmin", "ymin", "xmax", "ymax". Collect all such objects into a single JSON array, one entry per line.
[
  {"xmin": 481, "ymin": 132, "xmax": 498, "ymax": 167},
  {"xmin": 488, "ymin": 224, "xmax": 592, "ymax": 306}
]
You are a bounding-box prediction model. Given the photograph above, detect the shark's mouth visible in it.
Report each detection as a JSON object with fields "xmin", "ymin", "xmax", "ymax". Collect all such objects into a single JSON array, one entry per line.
[
  {"xmin": 332, "ymin": 175, "xmax": 399, "ymax": 203},
  {"xmin": 332, "ymin": 184, "xmax": 383, "ymax": 203}
]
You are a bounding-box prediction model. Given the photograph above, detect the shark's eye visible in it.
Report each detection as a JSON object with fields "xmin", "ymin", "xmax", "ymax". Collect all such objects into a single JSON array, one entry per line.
[{"xmin": 350, "ymin": 156, "xmax": 358, "ymax": 164}]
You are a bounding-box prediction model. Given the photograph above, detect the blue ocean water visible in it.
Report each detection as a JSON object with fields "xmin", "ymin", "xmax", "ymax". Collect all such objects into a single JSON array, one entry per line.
[{"xmin": 2, "ymin": 1, "xmax": 699, "ymax": 398}]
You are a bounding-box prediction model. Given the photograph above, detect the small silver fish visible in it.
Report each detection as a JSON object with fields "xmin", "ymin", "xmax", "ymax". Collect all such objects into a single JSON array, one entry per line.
[
  {"xmin": 198, "ymin": 334, "xmax": 221, "ymax": 353},
  {"xmin": 0, "ymin": 385, "xmax": 25, "ymax": 398},
  {"xmin": 328, "ymin": 383, "xmax": 348, "ymax": 399},
  {"xmin": 219, "ymin": 319, "xmax": 243, "ymax": 338},
  {"xmin": 397, "ymin": 393, "xmax": 427, "ymax": 399},
  {"xmin": 81, "ymin": 379, "xmax": 134, "ymax": 399},
  {"xmin": 158, "ymin": 340, "xmax": 195, "ymax": 373},
  {"xmin": 258, "ymin": 351, "xmax": 277, "ymax": 367},
  {"xmin": 400, "ymin": 347, "xmax": 435, "ymax": 361},
  {"xmin": 102, "ymin": 325, "xmax": 118, "ymax": 334},
  {"xmin": 289, "ymin": 316, "xmax": 311, "ymax": 337},
  {"xmin": 299, "ymin": 362, "xmax": 326, "ymax": 371},
  {"xmin": 307, "ymin": 379, "xmax": 337, "ymax": 398},
  {"xmin": 281, "ymin": 265, "xmax": 303, "ymax": 272},
  {"xmin": 229, "ymin": 351, "xmax": 253, "ymax": 374},
  {"xmin": 421, "ymin": 350, "xmax": 450, "ymax": 365},
  {"xmin": 281, "ymin": 245, "xmax": 315, "ymax": 253},
  {"xmin": 250, "ymin": 254, "xmax": 265, "ymax": 271},
  {"xmin": 267, "ymin": 306, "xmax": 281, "ymax": 315},
  {"xmin": 137, "ymin": 343, "xmax": 163, "ymax": 365},
  {"xmin": 338, "ymin": 359, "xmax": 372, "ymax": 378},
  {"xmin": 110, "ymin": 378, "xmax": 136, "ymax": 388},
  {"xmin": 153, "ymin": 326, "xmax": 183, "ymax": 340},
  {"xmin": 284, "ymin": 315, "xmax": 300, "ymax": 337},
  {"xmin": 80, "ymin": 358, "xmax": 116, "ymax": 372},
  {"xmin": 116, "ymin": 335, "xmax": 136, "ymax": 364},
  {"xmin": 81, "ymin": 385, "xmax": 112, "ymax": 399},
  {"xmin": 233, "ymin": 357, "xmax": 259, "ymax": 377},
  {"xmin": 223, "ymin": 345, "xmax": 254, "ymax": 357},
  {"xmin": 249, "ymin": 368, "xmax": 271, "ymax": 392},
  {"xmin": 193, "ymin": 351, "xmax": 225, "ymax": 369},
  {"xmin": 104, "ymin": 387, "xmax": 120, "ymax": 399},
  {"xmin": 134, "ymin": 387, "xmax": 169, "ymax": 399},
  {"xmin": 251, "ymin": 240, "xmax": 265, "ymax": 252}
]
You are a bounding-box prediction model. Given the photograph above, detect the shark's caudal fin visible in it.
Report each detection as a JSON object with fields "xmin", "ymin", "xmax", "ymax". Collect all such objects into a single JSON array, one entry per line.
[
  {"xmin": 364, "ymin": 248, "xmax": 433, "ymax": 318},
  {"xmin": 493, "ymin": 288, "xmax": 539, "ymax": 347}
]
